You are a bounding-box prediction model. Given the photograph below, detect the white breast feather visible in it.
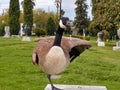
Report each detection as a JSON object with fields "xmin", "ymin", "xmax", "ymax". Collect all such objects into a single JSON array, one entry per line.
[{"xmin": 43, "ymin": 46, "xmax": 68, "ymax": 74}]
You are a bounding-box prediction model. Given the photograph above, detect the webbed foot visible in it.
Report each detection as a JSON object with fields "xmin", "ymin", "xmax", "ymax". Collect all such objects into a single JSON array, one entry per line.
[{"xmin": 52, "ymin": 85, "xmax": 63, "ymax": 90}]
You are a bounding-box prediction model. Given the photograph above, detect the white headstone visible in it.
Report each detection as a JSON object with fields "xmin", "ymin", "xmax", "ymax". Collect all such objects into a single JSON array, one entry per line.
[
  {"xmin": 83, "ymin": 29, "xmax": 85, "ymax": 39},
  {"xmin": 113, "ymin": 46, "xmax": 120, "ymax": 50},
  {"xmin": 113, "ymin": 41, "xmax": 120, "ymax": 50},
  {"xmin": 97, "ymin": 31, "xmax": 104, "ymax": 42},
  {"xmin": 33, "ymin": 23, "xmax": 36, "ymax": 28},
  {"xmin": 71, "ymin": 26, "xmax": 78, "ymax": 35},
  {"xmin": 3, "ymin": 26, "xmax": 10, "ymax": 38},
  {"xmin": 19, "ymin": 23, "xmax": 24, "ymax": 36},
  {"xmin": 22, "ymin": 36, "xmax": 31, "ymax": 41},
  {"xmin": 98, "ymin": 42, "xmax": 105, "ymax": 46},
  {"xmin": 117, "ymin": 28, "xmax": 120, "ymax": 39},
  {"xmin": 97, "ymin": 31, "xmax": 105, "ymax": 46},
  {"xmin": 113, "ymin": 29, "xmax": 120, "ymax": 50}
]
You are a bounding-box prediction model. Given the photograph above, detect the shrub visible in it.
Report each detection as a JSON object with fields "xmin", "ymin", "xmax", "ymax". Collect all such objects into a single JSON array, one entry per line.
[
  {"xmin": 102, "ymin": 30, "xmax": 110, "ymax": 41},
  {"xmin": 33, "ymin": 27, "xmax": 46, "ymax": 37}
]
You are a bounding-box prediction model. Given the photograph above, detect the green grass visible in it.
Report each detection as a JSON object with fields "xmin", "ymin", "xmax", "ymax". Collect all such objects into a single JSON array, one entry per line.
[{"xmin": 0, "ymin": 36, "xmax": 120, "ymax": 90}]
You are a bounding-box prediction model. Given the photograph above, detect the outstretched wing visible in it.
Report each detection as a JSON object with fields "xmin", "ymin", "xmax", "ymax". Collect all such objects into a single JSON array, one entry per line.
[
  {"xmin": 33, "ymin": 36, "xmax": 91, "ymax": 64},
  {"xmin": 61, "ymin": 37, "xmax": 92, "ymax": 62}
]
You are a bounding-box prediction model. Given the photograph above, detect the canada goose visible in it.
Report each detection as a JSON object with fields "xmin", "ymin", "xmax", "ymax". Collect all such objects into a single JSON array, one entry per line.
[{"xmin": 32, "ymin": 17, "xmax": 91, "ymax": 90}]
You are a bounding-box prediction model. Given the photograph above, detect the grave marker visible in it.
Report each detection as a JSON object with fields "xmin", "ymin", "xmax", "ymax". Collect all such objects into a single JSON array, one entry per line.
[{"xmin": 3, "ymin": 26, "xmax": 10, "ymax": 38}]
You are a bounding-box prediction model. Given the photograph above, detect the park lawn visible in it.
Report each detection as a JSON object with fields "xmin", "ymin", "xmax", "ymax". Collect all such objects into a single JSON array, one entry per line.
[{"xmin": 0, "ymin": 36, "xmax": 120, "ymax": 90}]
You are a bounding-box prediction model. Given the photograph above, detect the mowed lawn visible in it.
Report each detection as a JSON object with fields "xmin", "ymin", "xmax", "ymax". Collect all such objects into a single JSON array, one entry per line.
[{"xmin": 0, "ymin": 37, "xmax": 120, "ymax": 90}]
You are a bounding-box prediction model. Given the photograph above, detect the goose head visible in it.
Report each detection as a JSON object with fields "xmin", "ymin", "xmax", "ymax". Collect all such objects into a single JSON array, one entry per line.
[{"xmin": 59, "ymin": 17, "xmax": 73, "ymax": 29}]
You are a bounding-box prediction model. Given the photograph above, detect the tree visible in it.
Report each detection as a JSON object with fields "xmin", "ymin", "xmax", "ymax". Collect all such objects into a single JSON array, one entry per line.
[
  {"xmin": 21, "ymin": 0, "xmax": 35, "ymax": 36},
  {"xmin": 90, "ymin": 0, "xmax": 120, "ymax": 37},
  {"xmin": 0, "ymin": 10, "xmax": 9, "ymax": 25},
  {"xmin": 74, "ymin": 0, "xmax": 89, "ymax": 34},
  {"xmin": 33, "ymin": 9, "xmax": 48, "ymax": 29},
  {"xmin": 55, "ymin": 0, "xmax": 65, "ymax": 20},
  {"xmin": 33, "ymin": 9, "xmax": 58, "ymax": 31},
  {"xmin": 9, "ymin": 0, "xmax": 20, "ymax": 35},
  {"xmin": 46, "ymin": 17, "xmax": 56, "ymax": 35},
  {"xmin": 55, "ymin": 0, "xmax": 60, "ymax": 19}
]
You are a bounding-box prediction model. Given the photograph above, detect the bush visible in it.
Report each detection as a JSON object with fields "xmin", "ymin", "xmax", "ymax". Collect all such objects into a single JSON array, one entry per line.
[
  {"xmin": 102, "ymin": 30, "xmax": 110, "ymax": 41},
  {"xmin": 33, "ymin": 27, "xmax": 46, "ymax": 37}
]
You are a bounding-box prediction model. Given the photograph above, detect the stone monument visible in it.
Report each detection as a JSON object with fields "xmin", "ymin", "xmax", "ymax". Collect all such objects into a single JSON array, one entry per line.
[
  {"xmin": 71, "ymin": 26, "xmax": 79, "ymax": 35},
  {"xmin": 117, "ymin": 28, "xmax": 120, "ymax": 39},
  {"xmin": 3, "ymin": 26, "xmax": 10, "ymax": 38},
  {"xmin": 97, "ymin": 31, "xmax": 105, "ymax": 46},
  {"xmin": 113, "ymin": 28, "xmax": 120, "ymax": 50},
  {"xmin": 22, "ymin": 24, "xmax": 31, "ymax": 41},
  {"xmin": 19, "ymin": 23, "xmax": 24, "ymax": 36}
]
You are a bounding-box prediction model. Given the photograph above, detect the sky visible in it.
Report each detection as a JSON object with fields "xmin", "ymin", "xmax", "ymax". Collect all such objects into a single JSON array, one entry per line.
[{"xmin": 0, "ymin": 0, "xmax": 92, "ymax": 20}]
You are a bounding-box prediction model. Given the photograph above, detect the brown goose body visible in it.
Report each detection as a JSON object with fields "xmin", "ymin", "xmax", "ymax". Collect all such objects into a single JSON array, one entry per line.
[
  {"xmin": 32, "ymin": 36, "xmax": 91, "ymax": 75},
  {"xmin": 32, "ymin": 17, "xmax": 92, "ymax": 90}
]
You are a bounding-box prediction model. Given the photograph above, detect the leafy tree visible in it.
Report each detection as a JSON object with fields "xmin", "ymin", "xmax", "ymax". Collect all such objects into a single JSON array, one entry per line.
[
  {"xmin": 0, "ymin": 10, "xmax": 9, "ymax": 25},
  {"xmin": 21, "ymin": 0, "xmax": 35, "ymax": 36},
  {"xmin": 55, "ymin": 0, "xmax": 65, "ymax": 19},
  {"xmin": 33, "ymin": 9, "xmax": 48, "ymax": 29},
  {"xmin": 9, "ymin": 0, "xmax": 20, "ymax": 35},
  {"xmin": 0, "ymin": 10, "xmax": 9, "ymax": 36},
  {"xmin": 46, "ymin": 17, "xmax": 56, "ymax": 35},
  {"xmin": 2, "ymin": 9, "xmax": 24, "ymax": 24},
  {"xmin": 74, "ymin": 0, "xmax": 89, "ymax": 34},
  {"xmin": 55, "ymin": 0, "xmax": 60, "ymax": 20},
  {"xmin": 90, "ymin": 0, "xmax": 120, "ymax": 37},
  {"xmin": 33, "ymin": 9, "xmax": 58, "ymax": 31}
]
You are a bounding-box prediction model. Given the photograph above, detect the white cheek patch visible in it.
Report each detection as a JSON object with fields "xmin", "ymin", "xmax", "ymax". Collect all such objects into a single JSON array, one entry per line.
[{"xmin": 59, "ymin": 20, "xmax": 66, "ymax": 29}]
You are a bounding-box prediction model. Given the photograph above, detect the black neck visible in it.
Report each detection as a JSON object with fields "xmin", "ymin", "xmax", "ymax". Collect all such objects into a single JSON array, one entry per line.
[{"xmin": 53, "ymin": 26, "xmax": 64, "ymax": 46}]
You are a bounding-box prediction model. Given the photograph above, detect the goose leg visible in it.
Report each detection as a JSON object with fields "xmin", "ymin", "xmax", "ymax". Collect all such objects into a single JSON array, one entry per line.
[{"xmin": 47, "ymin": 74, "xmax": 62, "ymax": 90}]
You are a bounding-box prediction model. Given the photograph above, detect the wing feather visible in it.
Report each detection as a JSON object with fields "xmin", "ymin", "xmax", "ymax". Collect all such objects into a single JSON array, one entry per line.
[{"xmin": 33, "ymin": 36, "xmax": 92, "ymax": 63}]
